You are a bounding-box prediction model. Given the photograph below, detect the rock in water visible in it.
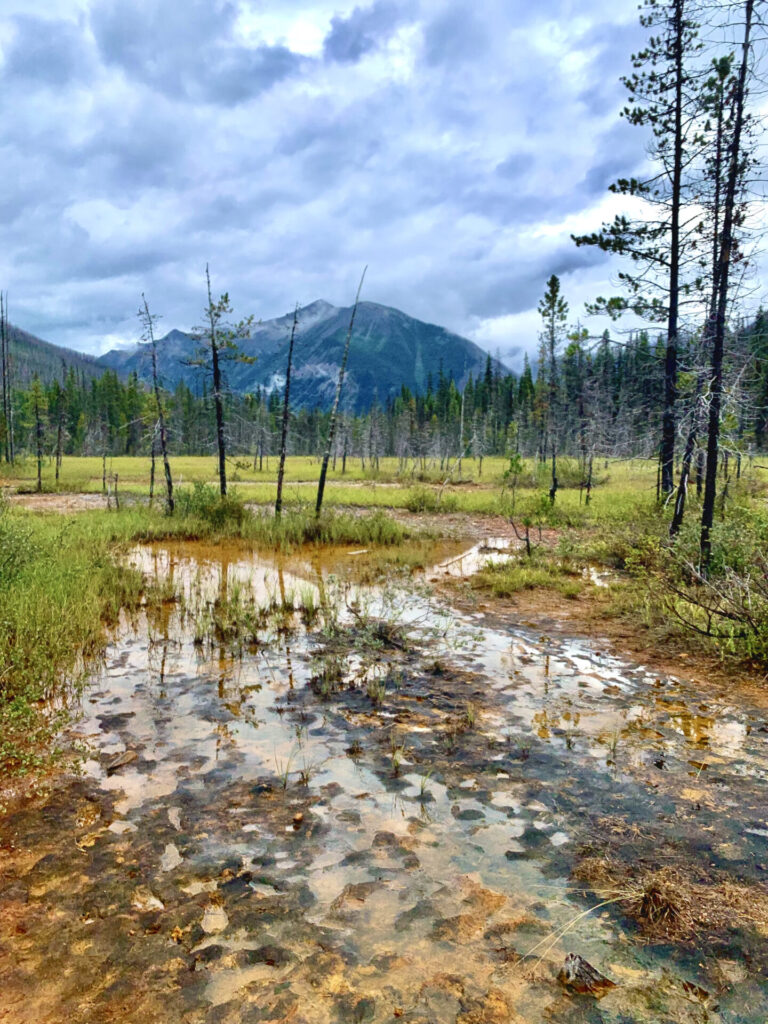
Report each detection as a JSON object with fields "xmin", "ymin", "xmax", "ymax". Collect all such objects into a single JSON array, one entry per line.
[
  {"xmin": 106, "ymin": 750, "xmax": 137, "ymax": 774},
  {"xmin": 558, "ymin": 953, "xmax": 616, "ymax": 997}
]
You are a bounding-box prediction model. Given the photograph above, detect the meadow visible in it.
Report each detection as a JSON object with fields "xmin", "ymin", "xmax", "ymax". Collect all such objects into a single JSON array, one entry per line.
[{"xmin": 1, "ymin": 452, "xmax": 668, "ymax": 522}]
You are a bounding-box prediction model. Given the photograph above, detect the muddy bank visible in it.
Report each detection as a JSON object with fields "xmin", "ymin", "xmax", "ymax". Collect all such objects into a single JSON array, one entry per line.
[
  {"xmin": 444, "ymin": 570, "xmax": 768, "ymax": 712},
  {"xmin": 2, "ymin": 539, "xmax": 768, "ymax": 1023},
  {"xmin": 5, "ymin": 491, "xmax": 114, "ymax": 513}
]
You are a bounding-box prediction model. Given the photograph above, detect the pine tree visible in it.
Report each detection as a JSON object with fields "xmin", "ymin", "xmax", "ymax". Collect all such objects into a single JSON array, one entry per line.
[
  {"xmin": 538, "ymin": 275, "xmax": 568, "ymax": 503},
  {"xmin": 573, "ymin": 0, "xmax": 703, "ymax": 494}
]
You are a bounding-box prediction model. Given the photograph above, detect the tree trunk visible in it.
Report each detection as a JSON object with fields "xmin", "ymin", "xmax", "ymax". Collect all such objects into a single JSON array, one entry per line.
[
  {"xmin": 458, "ymin": 388, "xmax": 465, "ymax": 476},
  {"xmin": 700, "ymin": 0, "xmax": 753, "ymax": 570},
  {"xmin": 2, "ymin": 293, "xmax": 14, "ymax": 464},
  {"xmin": 316, "ymin": 268, "xmax": 366, "ymax": 517},
  {"xmin": 149, "ymin": 431, "xmax": 156, "ymax": 507},
  {"xmin": 34, "ymin": 390, "xmax": 43, "ymax": 493},
  {"xmin": 660, "ymin": 0, "xmax": 685, "ymax": 495},
  {"xmin": 0, "ymin": 293, "xmax": 7, "ymax": 463},
  {"xmin": 55, "ymin": 410, "xmax": 63, "ymax": 484},
  {"xmin": 206, "ymin": 266, "xmax": 228, "ymax": 498},
  {"xmin": 142, "ymin": 295, "xmax": 174, "ymax": 513},
  {"xmin": 670, "ymin": 373, "xmax": 703, "ymax": 537},
  {"xmin": 276, "ymin": 305, "xmax": 299, "ymax": 518}
]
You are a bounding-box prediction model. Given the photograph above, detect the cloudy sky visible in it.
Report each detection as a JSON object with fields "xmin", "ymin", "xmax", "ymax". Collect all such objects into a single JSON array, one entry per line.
[{"xmin": 1, "ymin": 0, "xmax": 662, "ymax": 367}]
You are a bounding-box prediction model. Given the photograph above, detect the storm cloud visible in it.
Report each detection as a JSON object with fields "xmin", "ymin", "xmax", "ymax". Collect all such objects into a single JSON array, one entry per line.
[{"xmin": 0, "ymin": 0, "xmax": 686, "ymax": 365}]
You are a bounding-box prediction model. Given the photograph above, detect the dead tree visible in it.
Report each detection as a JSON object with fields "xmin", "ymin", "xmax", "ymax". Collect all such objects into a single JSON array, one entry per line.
[
  {"xmin": 315, "ymin": 268, "xmax": 366, "ymax": 517},
  {"xmin": 275, "ymin": 304, "xmax": 299, "ymax": 518},
  {"xmin": 1, "ymin": 293, "xmax": 14, "ymax": 463},
  {"xmin": 139, "ymin": 294, "xmax": 174, "ymax": 513}
]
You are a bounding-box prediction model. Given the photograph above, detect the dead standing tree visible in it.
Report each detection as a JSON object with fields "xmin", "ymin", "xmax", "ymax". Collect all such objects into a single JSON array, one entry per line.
[
  {"xmin": 315, "ymin": 268, "xmax": 367, "ymax": 517},
  {"xmin": 275, "ymin": 304, "xmax": 299, "ymax": 518},
  {"xmin": 139, "ymin": 294, "xmax": 174, "ymax": 514},
  {"xmin": 1, "ymin": 292, "xmax": 14, "ymax": 463}
]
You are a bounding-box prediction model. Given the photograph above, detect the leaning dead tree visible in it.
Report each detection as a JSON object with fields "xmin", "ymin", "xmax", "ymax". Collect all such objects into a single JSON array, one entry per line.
[
  {"xmin": 275, "ymin": 304, "xmax": 299, "ymax": 518},
  {"xmin": 1, "ymin": 292, "xmax": 14, "ymax": 463},
  {"xmin": 139, "ymin": 294, "xmax": 174, "ymax": 514},
  {"xmin": 315, "ymin": 268, "xmax": 367, "ymax": 517}
]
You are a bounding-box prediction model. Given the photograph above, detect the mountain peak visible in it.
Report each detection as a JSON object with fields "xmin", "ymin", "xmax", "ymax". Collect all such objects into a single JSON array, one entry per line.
[{"xmin": 99, "ymin": 300, "xmax": 506, "ymax": 412}]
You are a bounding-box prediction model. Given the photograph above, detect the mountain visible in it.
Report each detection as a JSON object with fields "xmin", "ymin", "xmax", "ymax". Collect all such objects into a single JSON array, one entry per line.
[
  {"xmin": 98, "ymin": 300, "xmax": 505, "ymax": 412},
  {"xmin": 4, "ymin": 324, "xmax": 104, "ymax": 386}
]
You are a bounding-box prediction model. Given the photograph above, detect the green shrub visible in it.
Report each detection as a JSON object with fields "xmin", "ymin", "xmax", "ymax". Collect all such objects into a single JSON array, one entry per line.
[
  {"xmin": 175, "ymin": 481, "xmax": 247, "ymax": 529},
  {"xmin": 404, "ymin": 485, "xmax": 458, "ymax": 513}
]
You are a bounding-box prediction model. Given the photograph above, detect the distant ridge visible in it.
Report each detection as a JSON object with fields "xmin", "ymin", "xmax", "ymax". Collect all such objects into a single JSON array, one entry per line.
[
  {"xmin": 6, "ymin": 324, "xmax": 104, "ymax": 386},
  {"xmin": 98, "ymin": 300, "xmax": 506, "ymax": 412}
]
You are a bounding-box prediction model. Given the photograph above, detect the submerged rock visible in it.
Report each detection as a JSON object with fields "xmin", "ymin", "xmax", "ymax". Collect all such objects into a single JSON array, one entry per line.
[{"xmin": 558, "ymin": 953, "xmax": 616, "ymax": 997}]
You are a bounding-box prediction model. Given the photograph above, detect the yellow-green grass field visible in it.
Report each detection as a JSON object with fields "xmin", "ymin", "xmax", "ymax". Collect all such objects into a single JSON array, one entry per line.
[{"xmin": 0, "ymin": 452, "xmax": 710, "ymax": 525}]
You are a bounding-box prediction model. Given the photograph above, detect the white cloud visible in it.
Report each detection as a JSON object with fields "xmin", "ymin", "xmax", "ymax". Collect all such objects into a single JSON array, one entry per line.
[{"xmin": 0, "ymin": 0, "xmax": 762, "ymax": 368}]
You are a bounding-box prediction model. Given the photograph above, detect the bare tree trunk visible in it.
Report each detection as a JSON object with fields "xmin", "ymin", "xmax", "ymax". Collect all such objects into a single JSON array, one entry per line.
[
  {"xmin": 206, "ymin": 266, "xmax": 228, "ymax": 498},
  {"xmin": 457, "ymin": 388, "xmax": 465, "ymax": 476},
  {"xmin": 660, "ymin": 0, "xmax": 684, "ymax": 495},
  {"xmin": 276, "ymin": 304, "xmax": 299, "ymax": 518},
  {"xmin": 2, "ymin": 293, "xmax": 14, "ymax": 464},
  {"xmin": 549, "ymin": 440, "xmax": 558, "ymax": 504},
  {"xmin": 55, "ymin": 411, "xmax": 63, "ymax": 484},
  {"xmin": 0, "ymin": 293, "xmax": 7, "ymax": 463},
  {"xmin": 149, "ymin": 429, "xmax": 156, "ymax": 507},
  {"xmin": 316, "ymin": 268, "xmax": 366, "ymax": 517},
  {"xmin": 670, "ymin": 374, "xmax": 704, "ymax": 537},
  {"xmin": 142, "ymin": 294, "xmax": 174, "ymax": 513},
  {"xmin": 34, "ymin": 388, "xmax": 43, "ymax": 493},
  {"xmin": 701, "ymin": 0, "xmax": 753, "ymax": 570}
]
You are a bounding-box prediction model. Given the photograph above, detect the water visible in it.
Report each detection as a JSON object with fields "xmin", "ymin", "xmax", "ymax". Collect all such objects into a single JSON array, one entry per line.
[{"xmin": 1, "ymin": 539, "xmax": 767, "ymax": 1023}]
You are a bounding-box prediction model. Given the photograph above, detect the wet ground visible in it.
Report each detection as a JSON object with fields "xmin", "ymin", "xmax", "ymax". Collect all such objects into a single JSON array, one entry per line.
[{"xmin": 2, "ymin": 538, "xmax": 768, "ymax": 1023}]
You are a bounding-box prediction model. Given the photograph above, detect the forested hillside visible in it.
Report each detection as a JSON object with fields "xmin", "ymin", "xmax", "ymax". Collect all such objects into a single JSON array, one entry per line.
[
  {"xmin": 3, "ymin": 310, "xmax": 766, "ymax": 472},
  {"xmin": 5, "ymin": 324, "xmax": 103, "ymax": 387}
]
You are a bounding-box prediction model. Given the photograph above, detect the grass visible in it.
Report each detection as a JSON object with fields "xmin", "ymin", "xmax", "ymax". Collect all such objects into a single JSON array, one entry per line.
[
  {"xmin": 0, "ymin": 453, "xmax": 669, "ymax": 525},
  {"xmin": 0, "ymin": 503, "xmax": 148, "ymax": 777},
  {"xmin": 478, "ymin": 555, "xmax": 584, "ymax": 600},
  {"xmin": 573, "ymin": 855, "xmax": 768, "ymax": 942}
]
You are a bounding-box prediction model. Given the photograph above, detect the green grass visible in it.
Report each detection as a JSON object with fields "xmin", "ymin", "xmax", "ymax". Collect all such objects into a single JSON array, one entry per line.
[
  {"xmin": 478, "ymin": 553, "xmax": 585, "ymax": 599},
  {"xmin": 0, "ymin": 453, "xmax": 679, "ymax": 532},
  {"xmin": 0, "ymin": 505, "xmax": 147, "ymax": 778}
]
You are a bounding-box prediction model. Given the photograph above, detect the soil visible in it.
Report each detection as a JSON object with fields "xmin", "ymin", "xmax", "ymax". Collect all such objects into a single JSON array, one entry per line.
[{"xmin": 446, "ymin": 574, "xmax": 768, "ymax": 711}]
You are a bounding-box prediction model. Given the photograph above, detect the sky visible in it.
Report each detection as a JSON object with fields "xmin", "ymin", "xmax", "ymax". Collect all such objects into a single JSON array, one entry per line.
[{"xmin": 0, "ymin": 0, "xmax": 681, "ymax": 367}]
